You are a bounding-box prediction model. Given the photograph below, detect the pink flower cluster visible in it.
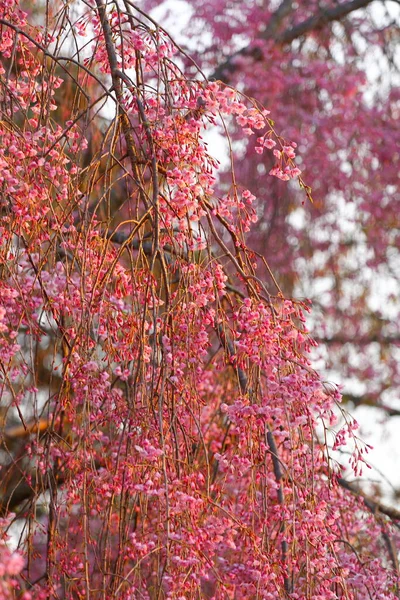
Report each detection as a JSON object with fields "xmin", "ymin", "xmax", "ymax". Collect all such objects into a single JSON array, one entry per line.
[{"xmin": 0, "ymin": 1, "xmax": 397, "ymax": 599}]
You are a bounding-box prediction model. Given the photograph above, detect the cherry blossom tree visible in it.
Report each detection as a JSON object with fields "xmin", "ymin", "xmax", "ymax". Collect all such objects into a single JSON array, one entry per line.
[
  {"xmin": 145, "ymin": 0, "xmax": 400, "ymax": 417},
  {"xmin": 141, "ymin": 0, "xmax": 400, "ymax": 526},
  {"xmin": 0, "ymin": 1, "xmax": 399, "ymax": 599}
]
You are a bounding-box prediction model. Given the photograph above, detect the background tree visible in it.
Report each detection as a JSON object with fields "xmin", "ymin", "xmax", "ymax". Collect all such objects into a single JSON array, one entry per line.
[{"xmin": 0, "ymin": 1, "xmax": 399, "ymax": 599}]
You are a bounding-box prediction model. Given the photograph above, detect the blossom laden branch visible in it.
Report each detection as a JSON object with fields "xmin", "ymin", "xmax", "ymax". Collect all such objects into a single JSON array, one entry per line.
[{"xmin": 0, "ymin": 0, "xmax": 398, "ymax": 597}]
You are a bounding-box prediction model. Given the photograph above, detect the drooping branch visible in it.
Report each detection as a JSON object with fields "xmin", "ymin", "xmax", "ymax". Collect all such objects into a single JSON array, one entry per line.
[
  {"xmin": 215, "ymin": 323, "xmax": 290, "ymax": 593},
  {"xmin": 0, "ymin": 18, "xmax": 108, "ymax": 94},
  {"xmin": 0, "ymin": 0, "xmax": 398, "ymax": 596},
  {"xmin": 94, "ymin": 0, "xmax": 151, "ymax": 206}
]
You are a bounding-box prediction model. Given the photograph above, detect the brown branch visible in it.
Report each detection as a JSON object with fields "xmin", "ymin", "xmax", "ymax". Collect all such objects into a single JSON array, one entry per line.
[
  {"xmin": 338, "ymin": 478, "xmax": 400, "ymax": 525},
  {"xmin": 381, "ymin": 527, "xmax": 400, "ymax": 587},
  {"xmin": 215, "ymin": 323, "xmax": 290, "ymax": 592},
  {"xmin": 0, "ymin": 466, "xmax": 64, "ymax": 518},
  {"xmin": 0, "ymin": 19, "xmax": 108, "ymax": 94},
  {"xmin": 342, "ymin": 393, "xmax": 400, "ymax": 417},
  {"xmin": 263, "ymin": 0, "xmax": 294, "ymax": 38},
  {"xmin": 315, "ymin": 334, "xmax": 400, "ymax": 346},
  {"xmin": 279, "ymin": 0, "xmax": 375, "ymax": 44},
  {"xmin": 94, "ymin": 0, "xmax": 148, "ymax": 203},
  {"xmin": 0, "ymin": 460, "xmax": 108, "ymax": 518},
  {"xmin": 212, "ymin": 0, "xmax": 376, "ymax": 81},
  {"xmin": 215, "ymin": 323, "xmax": 248, "ymax": 395},
  {"xmin": 1, "ymin": 418, "xmax": 50, "ymax": 444}
]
